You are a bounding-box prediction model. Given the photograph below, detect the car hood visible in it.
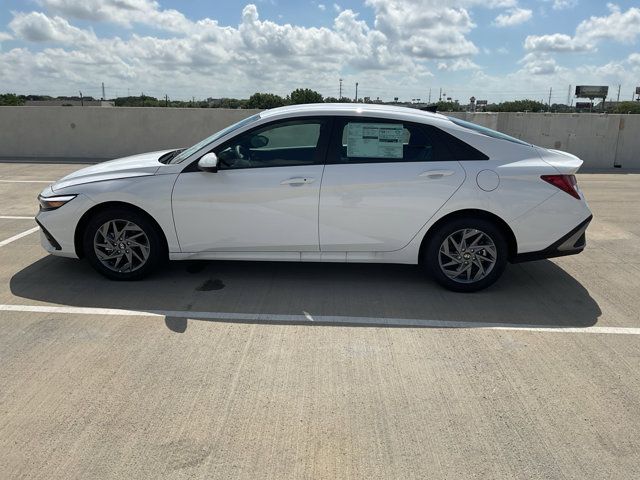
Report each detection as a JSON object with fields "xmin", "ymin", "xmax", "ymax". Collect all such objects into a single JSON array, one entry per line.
[{"xmin": 51, "ymin": 150, "xmax": 173, "ymax": 192}]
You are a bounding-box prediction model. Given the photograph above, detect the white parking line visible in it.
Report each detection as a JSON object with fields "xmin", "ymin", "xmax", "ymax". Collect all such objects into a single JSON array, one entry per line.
[
  {"xmin": 0, "ymin": 227, "xmax": 40, "ymax": 247},
  {"xmin": 0, "ymin": 180, "xmax": 53, "ymax": 183},
  {"xmin": 0, "ymin": 303, "xmax": 638, "ymax": 336},
  {"xmin": 0, "ymin": 215, "xmax": 34, "ymax": 220}
]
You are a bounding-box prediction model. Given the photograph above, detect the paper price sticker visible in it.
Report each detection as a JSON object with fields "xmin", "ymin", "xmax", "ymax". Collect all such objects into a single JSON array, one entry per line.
[{"xmin": 346, "ymin": 123, "xmax": 404, "ymax": 159}]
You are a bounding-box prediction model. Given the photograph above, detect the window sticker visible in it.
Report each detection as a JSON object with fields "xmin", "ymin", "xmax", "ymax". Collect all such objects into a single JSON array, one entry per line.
[{"xmin": 346, "ymin": 123, "xmax": 404, "ymax": 159}]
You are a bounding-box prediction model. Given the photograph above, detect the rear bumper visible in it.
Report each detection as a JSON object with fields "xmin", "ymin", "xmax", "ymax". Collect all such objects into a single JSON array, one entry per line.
[{"xmin": 512, "ymin": 215, "xmax": 592, "ymax": 263}]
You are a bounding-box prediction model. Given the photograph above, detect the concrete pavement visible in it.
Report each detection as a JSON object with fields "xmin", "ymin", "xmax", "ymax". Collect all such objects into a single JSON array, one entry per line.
[{"xmin": 0, "ymin": 163, "xmax": 639, "ymax": 479}]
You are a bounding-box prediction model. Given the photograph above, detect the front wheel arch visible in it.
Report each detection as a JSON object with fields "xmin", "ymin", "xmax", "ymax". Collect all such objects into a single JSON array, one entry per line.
[
  {"xmin": 418, "ymin": 209, "xmax": 517, "ymax": 265},
  {"xmin": 74, "ymin": 201, "xmax": 169, "ymax": 259}
]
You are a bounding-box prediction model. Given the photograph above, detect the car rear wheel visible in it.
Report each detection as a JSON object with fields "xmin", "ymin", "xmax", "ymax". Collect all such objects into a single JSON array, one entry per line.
[
  {"xmin": 425, "ymin": 217, "xmax": 508, "ymax": 292},
  {"xmin": 83, "ymin": 208, "xmax": 164, "ymax": 280}
]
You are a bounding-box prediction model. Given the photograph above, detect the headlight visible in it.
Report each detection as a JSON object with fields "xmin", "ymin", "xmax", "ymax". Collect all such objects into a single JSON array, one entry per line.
[{"xmin": 38, "ymin": 194, "xmax": 77, "ymax": 211}]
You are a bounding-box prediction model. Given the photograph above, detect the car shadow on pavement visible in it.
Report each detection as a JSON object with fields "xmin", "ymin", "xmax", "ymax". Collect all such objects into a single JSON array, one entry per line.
[{"xmin": 9, "ymin": 255, "xmax": 601, "ymax": 332}]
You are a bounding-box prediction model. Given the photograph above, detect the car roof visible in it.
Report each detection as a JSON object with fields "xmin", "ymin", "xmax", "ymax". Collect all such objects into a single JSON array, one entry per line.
[{"xmin": 259, "ymin": 103, "xmax": 452, "ymax": 126}]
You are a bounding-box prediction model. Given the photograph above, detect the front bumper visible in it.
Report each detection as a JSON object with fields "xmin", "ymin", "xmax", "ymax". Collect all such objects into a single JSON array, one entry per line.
[
  {"xmin": 512, "ymin": 215, "xmax": 592, "ymax": 263},
  {"xmin": 35, "ymin": 193, "xmax": 96, "ymax": 258}
]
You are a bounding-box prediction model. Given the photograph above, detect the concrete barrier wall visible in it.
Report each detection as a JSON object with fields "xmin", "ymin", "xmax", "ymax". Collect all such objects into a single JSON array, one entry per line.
[
  {"xmin": 448, "ymin": 112, "xmax": 640, "ymax": 170},
  {"xmin": 0, "ymin": 106, "xmax": 638, "ymax": 169},
  {"xmin": 0, "ymin": 106, "xmax": 261, "ymax": 160}
]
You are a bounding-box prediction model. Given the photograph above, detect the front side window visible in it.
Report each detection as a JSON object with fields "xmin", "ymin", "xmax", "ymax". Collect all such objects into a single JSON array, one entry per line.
[
  {"xmin": 214, "ymin": 118, "xmax": 328, "ymax": 170},
  {"xmin": 171, "ymin": 114, "xmax": 260, "ymax": 164}
]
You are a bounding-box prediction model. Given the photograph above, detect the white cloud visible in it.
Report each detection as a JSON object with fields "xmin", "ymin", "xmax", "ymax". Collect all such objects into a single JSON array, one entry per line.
[
  {"xmin": 576, "ymin": 4, "xmax": 640, "ymax": 44},
  {"xmin": 365, "ymin": 0, "xmax": 478, "ymax": 58},
  {"xmin": 3, "ymin": 0, "xmax": 635, "ymax": 103},
  {"xmin": 9, "ymin": 12, "xmax": 96, "ymax": 44},
  {"xmin": 550, "ymin": 0, "xmax": 577, "ymax": 10},
  {"xmin": 493, "ymin": 8, "xmax": 532, "ymax": 27},
  {"xmin": 437, "ymin": 58, "xmax": 481, "ymax": 71},
  {"xmin": 526, "ymin": 5, "xmax": 640, "ymax": 53},
  {"xmin": 524, "ymin": 33, "xmax": 591, "ymax": 52},
  {"xmin": 518, "ymin": 52, "xmax": 562, "ymax": 75},
  {"xmin": 0, "ymin": 32, "xmax": 12, "ymax": 41},
  {"xmin": 0, "ymin": 5, "xmax": 437, "ymax": 98},
  {"xmin": 38, "ymin": 0, "xmax": 192, "ymax": 32},
  {"xmin": 628, "ymin": 53, "xmax": 640, "ymax": 67},
  {"xmin": 333, "ymin": 3, "xmax": 341, "ymax": 12},
  {"xmin": 317, "ymin": 3, "xmax": 326, "ymax": 10}
]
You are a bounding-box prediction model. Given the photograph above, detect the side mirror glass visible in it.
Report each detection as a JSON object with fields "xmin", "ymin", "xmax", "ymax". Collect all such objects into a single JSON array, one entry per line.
[{"xmin": 197, "ymin": 152, "xmax": 218, "ymax": 173}]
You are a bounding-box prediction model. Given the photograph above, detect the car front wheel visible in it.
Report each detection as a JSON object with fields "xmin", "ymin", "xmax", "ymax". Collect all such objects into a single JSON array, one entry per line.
[
  {"xmin": 425, "ymin": 217, "xmax": 508, "ymax": 292},
  {"xmin": 83, "ymin": 208, "xmax": 164, "ymax": 280}
]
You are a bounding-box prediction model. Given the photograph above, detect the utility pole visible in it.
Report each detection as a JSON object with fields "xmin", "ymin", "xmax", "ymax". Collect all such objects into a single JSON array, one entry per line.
[
  {"xmin": 548, "ymin": 87, "xmax": 552, "ymax": 111},
  {"xmin": 428, "ymin": 88, "xmax": 431, "ymax": 104},
  {"xmin": 439, "ymin": 87, "xmax": 442, "ymax": 101},
  {"xmin": 165, "ymin": 94, "xmax": 169, "ymax": 107},
  {"xmin": 141, "ymin": 92, "xmax": 145, "ymax": 107},
  {"xmin": 101, "ymin": 82, "xmax": 105, "ymax": 101},
  {"xmin": 79, "ymin": 91, "xmax": 83, "ymax": 106},
  {"xmin": 616, "ymin": 84, "xmax": 621, "ymax": 103},
  {"xmin": 567, "ymin": 85, "xmax": 571, "ymax": 105},
  {"xmin": 339, "ymin": 78, "xmax": 343, "ymax": 99},
  {"xmin": 355, "ymin": 82, "xmax": 358, "ymax": 102}
]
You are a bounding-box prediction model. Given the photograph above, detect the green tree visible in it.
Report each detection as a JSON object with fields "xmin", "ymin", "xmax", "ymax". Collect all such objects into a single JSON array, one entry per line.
[
  {"xmin": 488, "ymin": 99, "xmax": 546, "ymax": 112},
  {"xmin": 436, "ymin": 101, "xmax": 462, "ymax": 112},
  {"xmin": 114, "ymin": 95, "xmax": 160, "ymax": 107},
  {"xmin": 324, "ymin": 96, "xmax": 352, "ymax": 103},
  {"xmin": 289, "ymin": 88, "xmax": 323, "ymax": 104},
  {"xmin": 0, "ymin": 93, "xmax": 25, "ymax": 106},
  {"xmin": 246, "ymin": 92, "xmax": 286, "ymax": 109},
  {"xmin": 613, "ymin": 101, "xmax": 640, "ymax": 114}
]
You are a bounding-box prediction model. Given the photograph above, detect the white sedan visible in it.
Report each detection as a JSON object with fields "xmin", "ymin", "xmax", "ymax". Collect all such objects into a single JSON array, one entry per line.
[{"xmin": 36, "ymin": 104, "xmax": 592, "ymax": 292}]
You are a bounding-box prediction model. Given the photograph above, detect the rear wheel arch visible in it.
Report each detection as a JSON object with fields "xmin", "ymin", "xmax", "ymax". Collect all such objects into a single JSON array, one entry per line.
[
  {"xmin": 418, "ymin": 209, "xmax": 517, "ymax": 264},
  {"xmin": 74, "ymin": 201, "xmax": 168, "ymax": 259}
]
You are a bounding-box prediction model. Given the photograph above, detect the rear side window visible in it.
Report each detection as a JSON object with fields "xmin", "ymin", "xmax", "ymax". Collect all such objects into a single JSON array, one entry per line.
[{"xmin": 329, "ymin": 117, "xmax": 488, "ymax": 164}]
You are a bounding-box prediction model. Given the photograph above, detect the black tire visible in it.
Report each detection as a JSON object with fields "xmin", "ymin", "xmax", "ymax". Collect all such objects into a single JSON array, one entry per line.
[
  {"xmin": 82, "ymin": 208, "xmax": 165, "ymax": 281},
  {"xmin": 424, "ymin": 217, "xmax": 508, "ymax": 292}
]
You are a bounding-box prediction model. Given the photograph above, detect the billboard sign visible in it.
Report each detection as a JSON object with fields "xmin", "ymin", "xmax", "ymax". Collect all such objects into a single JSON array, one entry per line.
[
  {"xmin": 636, "ymin": 87, "xmax": 640, "ymax": 95},
  {"xmin": 476, "ymin": 99, "xmax": 488, "ymax": 106},
  {"xmin": 575, "ymin": 102, "xmax": 592, "ymax": 109},
  {"xmin": 575, "ymin": 86, "xmax": 608, "ymax": 98}
]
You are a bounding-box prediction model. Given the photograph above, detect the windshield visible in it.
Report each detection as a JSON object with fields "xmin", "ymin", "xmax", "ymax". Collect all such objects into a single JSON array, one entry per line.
[
  {"xmin": 170, "ymin": 113, "xmax": 261, "ymax": 163},
  {"xmin": 447, "ymin": 117, "xmax": 531, "ymax": 146}
]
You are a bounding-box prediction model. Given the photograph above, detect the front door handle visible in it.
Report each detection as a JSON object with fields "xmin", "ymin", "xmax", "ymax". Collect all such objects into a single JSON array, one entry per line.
[
  {"xmin": 419, "ymin": 169, "xmax": 456, "ymax": 179},
  {"xmin": 280, "ymin": 177, "xmax": 315, "ymax": 186}
]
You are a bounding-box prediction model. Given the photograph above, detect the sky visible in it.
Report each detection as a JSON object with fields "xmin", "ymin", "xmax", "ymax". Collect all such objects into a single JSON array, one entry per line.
[{"xmin": 0, "ymin": 0, "xmax": 639, "ymax": 103}]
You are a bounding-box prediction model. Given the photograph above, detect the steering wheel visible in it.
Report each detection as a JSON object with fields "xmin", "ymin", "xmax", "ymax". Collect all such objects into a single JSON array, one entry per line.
[
  {"xmin": 235, "ymin": 144, "xmax": 248, "ymax": 160},
  {"xmin": 220, "ymin": 144, "xmax": 251, "ymax": 168}
]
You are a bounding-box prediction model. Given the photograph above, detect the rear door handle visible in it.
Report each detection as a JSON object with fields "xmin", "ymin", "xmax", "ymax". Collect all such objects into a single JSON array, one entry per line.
[
  {"xmin": 419, "ymin": 169, "xmax": 456, "ymax": 179},
  {"xmin": 280, "ymin": 177, "xmax": 316, "ymax": 186}
]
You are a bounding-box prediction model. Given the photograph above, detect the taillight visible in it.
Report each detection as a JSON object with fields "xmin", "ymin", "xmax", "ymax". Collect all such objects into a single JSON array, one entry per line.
[{"xmin": 541, "ymin": 174, "xmax": 581, "ymax": 199}]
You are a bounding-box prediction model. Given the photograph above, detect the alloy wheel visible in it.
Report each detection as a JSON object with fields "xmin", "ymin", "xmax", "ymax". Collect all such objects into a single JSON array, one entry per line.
[
  {"xmin": 93, "ymin": 219, "xmax": 150, "ymax": 273},
  {"xmin": 438, "ymin": 228, "xmax": 497, "ymax": 284}
]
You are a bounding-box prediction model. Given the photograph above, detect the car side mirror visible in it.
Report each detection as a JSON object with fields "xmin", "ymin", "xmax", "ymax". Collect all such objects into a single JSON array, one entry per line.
[{"xmin": 197, "ymin": 152, "xmax": 218, "ymax": 173}]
